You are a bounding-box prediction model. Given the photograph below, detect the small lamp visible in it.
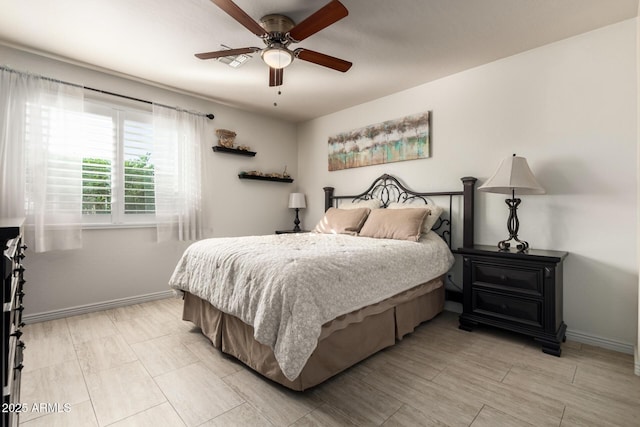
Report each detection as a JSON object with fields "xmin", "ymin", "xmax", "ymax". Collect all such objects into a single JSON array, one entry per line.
[
  {"xmin": 478, "ymin": 154, "xmax": 545, "ymax": 251},
  {"xmin": 288, "ymin": 193, "xmax": 306, "ymax": 232}
]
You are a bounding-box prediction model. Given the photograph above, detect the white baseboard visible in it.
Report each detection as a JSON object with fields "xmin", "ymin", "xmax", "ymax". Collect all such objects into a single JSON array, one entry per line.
[
  {"xmin": 23, "ymin": 290, "xmax": 175, "ymax": 324},
  {"xmin": 23, "ymin": 295, "xmax": 638, "ymax": 359},
  {"xmin": 442, "ymin": 308, "xmax": 635, "ymax": 355},
  {"xmin": 565, "ymin": 329, "xmax": 635, "ymax": 355}
]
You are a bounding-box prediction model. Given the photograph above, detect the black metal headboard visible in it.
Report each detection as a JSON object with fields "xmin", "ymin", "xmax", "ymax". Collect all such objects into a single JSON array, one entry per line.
[{"xmin": 323, "ymin": 174, "xmax": 476, "ymax": 248}]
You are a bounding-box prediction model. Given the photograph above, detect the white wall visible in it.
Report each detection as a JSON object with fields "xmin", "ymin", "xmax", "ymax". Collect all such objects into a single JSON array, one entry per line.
[
  {"xmin": 0, "ymin": 45, "xmax": 298, "ymax": 317},
  {"xmin": 297, "ymin": 20, "xmax": 639, "ymax": 349}
]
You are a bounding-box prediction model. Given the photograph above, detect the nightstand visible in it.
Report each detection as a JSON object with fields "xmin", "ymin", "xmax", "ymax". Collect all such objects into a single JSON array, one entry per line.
[
  {"xmin": 455, "ymin": 245, "xmax": 568, "ymax": 356},
  {"xmin": 275, "ymin": 230, "xmax": 309, "ymax": 234}
]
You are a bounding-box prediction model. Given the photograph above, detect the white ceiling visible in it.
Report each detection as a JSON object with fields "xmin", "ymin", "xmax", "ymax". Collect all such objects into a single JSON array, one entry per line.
[{"xmin": 0, "ymin": 0, "xmax": 637, "ymax": 123}]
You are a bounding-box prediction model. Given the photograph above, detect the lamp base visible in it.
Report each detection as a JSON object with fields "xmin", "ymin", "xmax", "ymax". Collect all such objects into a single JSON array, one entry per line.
[
  {"xmin": 292, "ymin": 208, "xmax": 301, "ymax": 232},
  {"xmin": 498, "ymin": 196, "xmax": 529, "ymax": 252},
  {"xmin": 498, "ymin": 237, "xmax": 529, "ymax": 252}
]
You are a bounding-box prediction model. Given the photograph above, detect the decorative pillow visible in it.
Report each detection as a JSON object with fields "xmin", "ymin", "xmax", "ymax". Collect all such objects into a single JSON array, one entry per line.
[
  {"xmin": 339, "ymin": 198, "xmax": 382, "ymax": 210},
  {"xmin": 313, "ymin": 207, "xmax": 371, "ymax": 235},
  {"xmin": 387, "ymin": 202, "xmax": 443, "ymax": 233},
  {"xmin": 358, "ymin": 208, "xmax": 429, "ymax": 242}
]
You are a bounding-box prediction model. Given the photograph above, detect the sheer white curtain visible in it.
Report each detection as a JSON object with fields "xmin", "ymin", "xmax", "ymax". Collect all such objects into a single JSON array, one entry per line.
[
  {"xmin": 152, "ymin": 104, "xmax": 206, "ymax": 242},
  {"xmin": 0, "ymin": 67, "xmax": 84, "ymax": 252}
]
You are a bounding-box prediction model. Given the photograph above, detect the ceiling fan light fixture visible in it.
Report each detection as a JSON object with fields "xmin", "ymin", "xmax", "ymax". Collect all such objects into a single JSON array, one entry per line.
[
  {"xmin": 197, "ymin": 0, "xmax": 352, "ymax": 85},
  {"xmin": 261, "ymin": 46, "xmax": 293, "ymax": 69}
]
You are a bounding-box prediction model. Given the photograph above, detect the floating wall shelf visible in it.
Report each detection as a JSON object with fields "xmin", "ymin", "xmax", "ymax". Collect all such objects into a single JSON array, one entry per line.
[
  {"xmin": 212, "ymin": 146, "xmax": 256, "ymax": 157},
  {"xmin": 238, "ymin": 174, "xmax": 293, "ymax": 183}
]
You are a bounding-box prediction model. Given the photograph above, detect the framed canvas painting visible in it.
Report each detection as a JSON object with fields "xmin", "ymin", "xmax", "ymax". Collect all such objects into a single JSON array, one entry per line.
[{"xmin": 328, "ymin": 111, "xmax": 431, "ymax": 171}]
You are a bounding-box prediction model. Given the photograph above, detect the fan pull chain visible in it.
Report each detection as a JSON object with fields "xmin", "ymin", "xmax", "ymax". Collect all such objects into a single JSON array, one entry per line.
[{"xmin": 273, "ymin": 89, "xmax": 282, "ymax": 107}]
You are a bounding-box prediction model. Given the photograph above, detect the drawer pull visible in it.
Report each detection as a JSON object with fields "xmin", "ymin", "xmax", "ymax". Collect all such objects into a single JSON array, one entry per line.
[
  {"xmin": 500, "ymin": 275, "xmax": 507, "ymax": 281},
  {"xmin": 500, "ymin": 303, "xmax": 509, "ymax": 310}
]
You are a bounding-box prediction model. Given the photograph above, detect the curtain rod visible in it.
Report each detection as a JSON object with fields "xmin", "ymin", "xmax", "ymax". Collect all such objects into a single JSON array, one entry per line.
[
  {"xmin": 83, "ymin": 87, "xmax": 214, "ymax": 119},
  {"xmin": 1, "ymin": 65, "xmax": 214, "ymax": 120}
]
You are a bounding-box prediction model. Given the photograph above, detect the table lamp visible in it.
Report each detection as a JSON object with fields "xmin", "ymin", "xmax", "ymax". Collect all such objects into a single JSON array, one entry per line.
[
  {"xmin": 288, "ymin": 193, "xmax": 306, "ymax": 232},
  {"xmin": 478, "ymin": 154, "xmax": 545, "ymax": 251}
]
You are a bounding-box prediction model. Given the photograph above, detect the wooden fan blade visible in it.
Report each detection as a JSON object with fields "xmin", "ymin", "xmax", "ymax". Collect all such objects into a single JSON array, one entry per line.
[
  {"xmin": 288, "ymin": 0, "xmax": 348, "ymax": 42},
  {"xmin": 269, "ymin": 67, "xmax": 284, "ymax": 87},
  {"xmin": 195, "ymin": 47, "xmax": 258, "ymax": 60},
  {"xmin": 210, "ymin": 0, "xmax": 268, "ymax": 37},
  {"xmin": 295, "ymin": 49, "xmax": 352, "ymax": 72}
]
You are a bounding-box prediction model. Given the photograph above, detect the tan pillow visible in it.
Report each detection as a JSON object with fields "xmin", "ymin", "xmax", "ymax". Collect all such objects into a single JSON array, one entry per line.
[
  {"xmin": 387, "ymin": 202, "xmax": 443, "ymax": 233},
  {"xmin": 359, "ymin": 208, "xmax": 429, "ymax": 241},
  {"xmin": 313, "ymin": 207, "xmax": 370, "ymax": 235}
]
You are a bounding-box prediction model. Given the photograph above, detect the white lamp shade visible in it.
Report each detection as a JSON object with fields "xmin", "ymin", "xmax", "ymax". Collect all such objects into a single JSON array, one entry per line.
[
  {"xmin": 288, "ymin": 193, "xmax": 306, "ymax": 209},
  {"xmin": 262, "ymin": 47, "xmax": 293, "ymax": 69},
  {"xmin": 478, "ymin": 155, "xmax": 545, "ymax": 195}
]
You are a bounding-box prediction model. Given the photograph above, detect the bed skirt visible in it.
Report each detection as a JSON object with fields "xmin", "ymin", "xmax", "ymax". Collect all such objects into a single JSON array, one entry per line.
[{"xmin": 182, "ymin": 275, "xmax": 445, "ymax": 390}]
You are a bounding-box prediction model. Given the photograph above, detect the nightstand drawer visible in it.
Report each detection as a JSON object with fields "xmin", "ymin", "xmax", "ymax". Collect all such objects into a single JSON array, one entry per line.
[
  {"xmin": 471, "ymin": 261, "xmax": 542, "ymax": 296},
  {"xmin": 472, "ymin": 289, "xmax": 543, "ymax": 329}
]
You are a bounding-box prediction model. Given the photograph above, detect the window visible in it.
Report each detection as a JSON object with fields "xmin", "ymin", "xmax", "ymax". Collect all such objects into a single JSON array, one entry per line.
[
  {"xmin": 26, "ymin": 99, "xmax": 156, "ymax": 226},
  {"xmin": 82, "ymin": 101, "xmax": 155, "ymax": 225}
]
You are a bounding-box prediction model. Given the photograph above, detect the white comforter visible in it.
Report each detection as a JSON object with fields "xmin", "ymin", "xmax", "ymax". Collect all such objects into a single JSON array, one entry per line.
[{"xmin": 169, "ymin": 231, "xmax": 454, "ymax": 380}]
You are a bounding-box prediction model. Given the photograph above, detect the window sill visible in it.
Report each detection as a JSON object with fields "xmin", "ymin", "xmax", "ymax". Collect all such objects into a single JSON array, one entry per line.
[{"xmin": 82, "ymin": 222, "xmax": 157, "ymax": 230}]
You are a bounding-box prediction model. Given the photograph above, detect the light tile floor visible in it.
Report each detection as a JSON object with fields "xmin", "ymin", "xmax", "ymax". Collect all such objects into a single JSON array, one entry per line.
[{"xmin": 18, "ymin": 298, "xmax": 640, "ymax": 426}]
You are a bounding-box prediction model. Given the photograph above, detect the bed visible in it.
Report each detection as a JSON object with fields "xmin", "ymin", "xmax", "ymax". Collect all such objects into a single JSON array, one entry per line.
[{"xmin": 170, "ymin": 174, "xmax": 477, "ymax": 390}]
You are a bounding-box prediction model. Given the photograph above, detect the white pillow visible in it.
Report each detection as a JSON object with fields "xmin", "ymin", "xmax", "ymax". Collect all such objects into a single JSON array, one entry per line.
[
  {"xmin": 387, "ymin": 202, "xmax": 443, "ymax": 233},
  {"xmin": 339, "ymin": 198, "xmax": 381, "ymax": 210}
]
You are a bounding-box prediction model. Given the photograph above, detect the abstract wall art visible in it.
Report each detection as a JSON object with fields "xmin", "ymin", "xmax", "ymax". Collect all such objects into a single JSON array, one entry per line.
[{"xmin": 328, "ymin": 111, "xmax": 431, "ymax": 171}]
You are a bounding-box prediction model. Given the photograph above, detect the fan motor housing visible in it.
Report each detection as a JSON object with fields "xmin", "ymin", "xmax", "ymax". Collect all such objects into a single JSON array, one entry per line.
[{"xmin": 260, "ymin": 14, "xmax": 295, "ymax": 34}]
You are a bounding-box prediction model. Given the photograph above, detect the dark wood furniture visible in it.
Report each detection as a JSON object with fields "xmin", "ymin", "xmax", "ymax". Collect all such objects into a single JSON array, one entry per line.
[
  {"xmin": 275, "ymin": 230, "xmax": 309, "ymax": 234},
  {"xmin": 456, "ymin": 245, "xmax": 567, "ymax": 356},
  {"xmin": 2, "ymin": 218, "xmax": 26, "ymax": 427}
]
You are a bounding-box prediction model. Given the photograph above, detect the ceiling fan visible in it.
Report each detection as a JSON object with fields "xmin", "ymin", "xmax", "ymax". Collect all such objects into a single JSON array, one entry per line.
[{"xmin": 195, "ymin": 0, "xmax": 353, "ymax": 87}]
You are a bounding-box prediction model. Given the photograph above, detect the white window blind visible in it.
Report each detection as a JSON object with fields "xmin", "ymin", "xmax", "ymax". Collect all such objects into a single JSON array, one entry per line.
[
  {"xmin": 82, "ymin": 109, "xmax": 114, "ymax": 216},
  {"xmin": 123, "ymin": 116, "xmax": 155, "ymax": 215},
  {"xmin": 25, "ymin": 103, "xmax": 85, "ymax": 218},
  {"xmin": 27, "ymin": 100, "xmax": 155, "ymax": 227},
  {"xmin": 83, "ymin": 101, "xmax": 155, "ymax": 225}
]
